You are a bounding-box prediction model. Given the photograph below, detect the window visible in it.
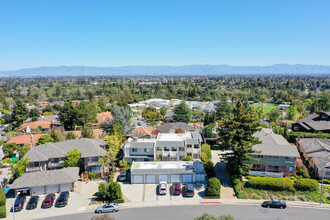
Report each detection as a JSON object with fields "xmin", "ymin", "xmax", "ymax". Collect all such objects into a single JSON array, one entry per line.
[
  {"xmin": 285, "ymin": 166, "xmax": 294, "ymax": 172},
  {"xmin": 194, "ymin": 144, "xmax": 199, "ymax": 149},
  {"xmin": 171, "ymin": 147, "xmax": 177, "ymax": 151},
  {"xmin": 144, "ymin": 148, "xmax": 150, "ymax": 153},
  {"xmin": 132, "ymin": 148, "xmax": 137, "ymax": 152},
  {"xmin": 187, "ymin": 153, "xmax": 192, "ymax": 157},
  {"xmin": 268, "ymin": 156, "xmax": 279, "ymax": 160},
  {"xmin": 252, "ymin": 164, "xmax": 264, "ymax": 171},
  {"xmin": 156, "ymin": 147, "xmax": 162, "ymax": 151},
  {"xmin": 187, "ymin": 144, "xmax": 192, "ymax": 148},
  {"xmin": 54, "ymin": 158, "xmax": 59, "ymax": 163},
  {"xmin": 34, "ymin": 162, "xmax": 39, "ymax": 167},
  {"xmin": 179, "ymin": 147, "xmax": 185, "ymax": 151},
  {"xmin": 91, "ymin": 166, "xmax": 100, "ymax": 173},
  {"xmin": 268, "ymin": 166, "xmax": 280, "ymax": 172},
  {"xmin": 164, "ymin": 147, "xmax": 170, "ymax": 151},
  {"xmin": 252, "ymin": 155, "xmax": 263, "ymax": 159},
  {"xmin": 89, "ymin": 157, "xmax": 98, "ymax": 162},
  {"xmin": 285, "ymin": 157, "xmax": 294, "ymax": 163},
  {"xmin": 325, "ymin": 171, "xmax": 330, "ymax": 176},
  {"xmin": 193, "ymin": 154, "xmax": 199, "ymax": 159}
]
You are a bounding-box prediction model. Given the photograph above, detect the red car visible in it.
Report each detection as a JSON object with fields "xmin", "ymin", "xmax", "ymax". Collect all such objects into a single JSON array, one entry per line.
[
  {"xmin": 43, "ymin": 194, "xmax": 56, "ymax": 208},
  {"xmin": 172, "ymin": 183, "xmax": 182, "ymax": 195}
]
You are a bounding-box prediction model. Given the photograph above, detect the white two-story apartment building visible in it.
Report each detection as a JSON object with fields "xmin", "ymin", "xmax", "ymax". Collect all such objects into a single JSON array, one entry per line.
[{"xmin": 123, "ymin": 132, "xmax": 202, "ymax": 163}]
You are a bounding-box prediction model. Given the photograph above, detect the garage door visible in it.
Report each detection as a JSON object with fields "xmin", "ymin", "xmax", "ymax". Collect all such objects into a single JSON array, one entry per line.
[
  {"xmin": 146, "ymin": 175, "xmax": 156, "ymax": 184},
  {"xmin": 59, "ymin": 183, "xmax": 73, "ymax": 192},
  {"xmin": 132, "ymin": 175, "xmax": 143, "ymax": 184},
  {"xmin": 195, "ymin": 174, "xmax": 205, "ymax": 182},
  {"xmin": 182, "ymin": 174, "xmax": 193, "ymax": 183},
  {"xmin": 158, "ymin": 175, "xmax": 168, "ymax": 183},
  {"xmin": 45, "ymin": 184, "xmax": 59, "ymax": 194},
  {"xmin": 170, "ymin": 174, "xmax": 180, "ymax": 183},
  {"xmin": 31, "ymin": 186, "xmax": 45, "ymax": 195}
]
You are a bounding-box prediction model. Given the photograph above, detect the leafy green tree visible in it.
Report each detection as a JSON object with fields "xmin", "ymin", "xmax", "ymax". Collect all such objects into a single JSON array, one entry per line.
[
  {"xmin": 3, "ymin": 157, "xmax": 29, "ymax": 180},
  {"xmin": 267, "ymin": 108, "xmax": 281, "ymax": 122},
  {"xmin": 205, "ymin": 177, "xmax": 221, "ymax": 197},
  {"xmin": 59, "ymin": 102, "xmax": 79, "ymax": 130},
  {"xmin": 215, "ymin": 99, "xmax": 232, "ymax": 120},
  {"xmin": 66, "ymin": 131, "xmax": 77, "ymax": 140},
  {"xmin": 182, "ymin": 156, "xmax": 192, "ymax": 161},
  {"xmin": 173, "ymin": 101, "xmax": 192, "ymax": 123},
  {"xmin": 203, "ymin": 123, "xmax": 216, "ymax": 138},
  {"xmin": 2, "ymin": 143, "xmax": 29, "ymax": 158},
  {"xmin": 12, "ymin": 100, "xmax": 29, "ymax": 127},
  {"xmin": 201, "ymin": 144, "xmax": 212, "ymax": 161},
  {"xmin": 204, "ymin": 113, "xmax": 215, "ymax": 126},
  {"xmin": 81, "ymin": 126, "xmax": 95, "ymax": 138},
  {"xmin": 217, "ymin": 100, "xmax": 261, "ymax": 179},
  {"xmin": 160, "ymin": 106, "xmax": 168, "ymax": 121},
  {"xmin": 204, "ymin": 160, "xmax": 215, "ymax": 177},
  {"xmin": 29, "ymin": 108, "xmax": 40, "ymax": 118},
  {"xmin": 286, "ymin": 105, "xmax": 299, "ymax": 121},
  {"xmin": 77, "ymin": 101, "xmax": 97, "ymax": 126},
  {"xmin": 142, "ymin": 107, "xmax": 161, "ymax": 124},
  {"xmin": 101, "ymin": 106, "xmax": 134, "ymax": 135},
  {"xmin": 99, "ymin": 135, "xmax": 121, "ymax": 173},
  {"xmin": 50, "ymin": 128, "xmax": 63, "ymax": 142},
  {"xmin": 62, "ymin": 148, "xmax": 81, "ymax": 167},
  {"xmin": 36, "ymin": 134, "xmax": 55, "ymax": 145},
  {"xmin": 108, "ymin": 182, "xmax": 123, "ymax": 202}
]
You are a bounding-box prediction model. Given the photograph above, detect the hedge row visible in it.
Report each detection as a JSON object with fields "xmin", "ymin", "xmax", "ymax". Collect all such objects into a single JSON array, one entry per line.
[
  {"xmin": 0, "ymin": 189, "xmax": 5, "ymax": 219},
  {"xmin": 294, "ymin": 178, "xmax": 319, "ymax": 192},
  {"xmin": 288, "ymin": 132, "xmax": 330, "ymax": 142},
  {"xmin": 318, "ymin": 179, "xmax": 330, "ymax": 185},
  {"xmin": 205, "ymin": 177, "xmax": 221, "ymax": 198},
  {"xmin": 245, "ymin": 176, "xmax": 295, "ymax": 191},
  {"xmin": 204, "ymin": 161, "xmax": 215, "ymax": 178},
  {"xmin": 0, "ymin": 206, "xmax": 6, "ymax": 219}
]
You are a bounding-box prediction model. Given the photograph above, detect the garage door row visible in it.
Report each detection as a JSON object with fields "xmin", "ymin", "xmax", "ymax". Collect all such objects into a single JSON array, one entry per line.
[
  {"xmin": 29, "ymin": 183, "xmax": 74, "ymax": 195},
  {"xmin": 132, "ymin": 174, "xmax": 205, "ymax": 184}
]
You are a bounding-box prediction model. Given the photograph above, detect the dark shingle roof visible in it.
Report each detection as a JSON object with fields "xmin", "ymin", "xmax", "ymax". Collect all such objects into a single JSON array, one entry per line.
[{"xmin": 24, "ymin": 138, "xmax": 107, "ymax": 162}]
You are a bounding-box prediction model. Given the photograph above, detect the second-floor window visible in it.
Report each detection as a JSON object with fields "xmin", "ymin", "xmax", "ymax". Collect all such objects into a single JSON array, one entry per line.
[
  {"xmin": 187, "ymin": 144, "xmax": 192, "ymax": 148},
  {"xmin": 144, "ymin": 148, "xmax": 150, "ymax": 153},
  {"xmin": 252, "ymin": 155, "xmax": 264, "ymax": 159},
  {"xmin": 132, "ymin": 148, "xmax": 137, "ymax": 152},
  {"xmin": 171, "ymin": 147, "xmax": 177, "ymax": 151},
  {"xmin": 194, "ymin": 144, "xmax": 199, "ymax": 149},
  {"xmin": 187, "ymin": 153, "xmax": 192, "ymax": 157},
  {"xmin": 89, "ymin": 157, "xmax": 98, "ymax": 162},
  {"xmin": 179, "ymin": 147, "xmax": 185, "ymax": 151},
  {"xmin": 164, "ymin": 147, "xmax": 170, "ymax": 151},
  {"xmin": 285, "ymin": 157, "xmax": 294, "ymax": 163},
  {"xmin": 268, "ymin": 156, "xmax": 279, "ymax": 160}
]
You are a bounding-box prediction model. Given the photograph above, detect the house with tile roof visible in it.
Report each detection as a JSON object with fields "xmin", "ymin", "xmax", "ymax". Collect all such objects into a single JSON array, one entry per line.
[
  {"xmin": 245, "ymin": 128, "xmax": 300, "ymax": 177},
  {"xmin": 292, "ymin": 112, "xmax": 330, "ymax": 133},
  {"xmin": 19, "ymin": 121, "xmax": 61, "ymax": 132},
  {"xmin": 296, "ymin": 138, "xmax": 330, "ymax": 180},
  {"xmin": 127, "ymin": 126, "xmax": 154, "ymax": 139},
  {"xmin": 87, "ymin": 111, "xmax": 114, "ymax": 127},
  {"xmin": 6, "ymin": 134, "xmax": 43, "ymax": 147}
]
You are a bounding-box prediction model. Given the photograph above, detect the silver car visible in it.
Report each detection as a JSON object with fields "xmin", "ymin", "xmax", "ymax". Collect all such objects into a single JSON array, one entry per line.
[
  {"xmin": 158, "ymin": 181, "xmax": 167, "ymax": 195},
  {"xmin": 95, "ymin": 203, "xmax": 119, "ymax": 213}
]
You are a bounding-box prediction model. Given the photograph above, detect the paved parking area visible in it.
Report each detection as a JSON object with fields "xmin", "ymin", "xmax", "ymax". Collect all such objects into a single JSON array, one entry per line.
[
  {"xmin": 5, "ymin": 181, "xmax": 102, "ymax": 220},
  {"xmin": 119, "ymin": 182, "xmax": 206, "ymax": 204}
]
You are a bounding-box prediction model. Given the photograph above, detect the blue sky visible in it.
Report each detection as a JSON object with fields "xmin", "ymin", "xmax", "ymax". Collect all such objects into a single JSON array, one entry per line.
[{"xmin": 1, "ymin": 0, "xmax": 330, "ymax": 70}]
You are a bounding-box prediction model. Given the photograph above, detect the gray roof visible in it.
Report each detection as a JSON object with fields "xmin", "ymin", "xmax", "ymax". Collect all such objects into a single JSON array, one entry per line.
[
  {"xmin": 157, "ymin": 122, "xmax": 195, "ymax": 133},
  {"xmin": 297, "ymin": 138, "xmax": 330, "ymax": 170},
  {"xmin": 156, "ymin": 141, "xmax": 184, "ymax": 148},
  {"xmin": 24, "ymin": 138, "xmax": 107, "ymax": 162},
  {"xmin": 295, "ymin": 113, "xmax": 330, "ymax": 131},
  {"xmin": 10, "ymin": 167, "xmax": 79, "ymax": 189},
  {"xmin": 252, "ymin": 128, "xmax": 300, "ymax": 157},
  {"xmin": 130, "ymin": 141, "xmax": 155, "ymax": 149}
]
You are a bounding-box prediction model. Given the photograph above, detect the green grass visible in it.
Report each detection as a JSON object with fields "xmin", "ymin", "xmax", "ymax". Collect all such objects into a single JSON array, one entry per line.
[{"xmin": 251, "ymin": 103, "xmax": 277, "ymax": 114}]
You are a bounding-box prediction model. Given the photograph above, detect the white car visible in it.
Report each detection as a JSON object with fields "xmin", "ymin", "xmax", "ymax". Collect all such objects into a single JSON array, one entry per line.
[{"xmin": 158, "ymin": 181, "xmax": 167, "ymax": 195}]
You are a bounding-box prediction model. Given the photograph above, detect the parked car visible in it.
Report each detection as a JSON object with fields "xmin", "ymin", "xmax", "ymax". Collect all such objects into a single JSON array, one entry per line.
[
  {"xmin": 172, "ymin": 183, "xmax": 182, "ymax": 195},
  {"xmin": 261, "ymin": 200, "xmax": 287, "ymax": 209},
  {"xmin": 43, "ymin": 193, "xmax": 56, "ymax": 208},
  {"xmin": 118, "ymin": 172, "xmax": 127, "ymax": 181},
  {"xmin": 56, "ymin": 191, "xmax": 70, "ymax": 207},
  {"xmin": 95, "ymin": 203, "xmax": 120, "ymax": 213},
  {"xmin": 26, "ymin": 196, "xmax": 39, "ymax": 210},
  {"xmin": 184, "ymin": 183, "xmax": 195, "ymax": 197},
  {"xmin": 158, "ymin": 181, "xmax": 167, "ymax": 195},
  {"xmin": 14, "ymin": 195, "xmax": 26, "ymax": 212}
]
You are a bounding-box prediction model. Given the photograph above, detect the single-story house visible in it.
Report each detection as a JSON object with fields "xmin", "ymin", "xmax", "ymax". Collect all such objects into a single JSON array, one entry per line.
[
  {"xmin": 130, "ymin": 161, "xmax": 206, "ymax": 184},
  {"xmin": 10, "ymin": 167, "xmax": 79, "ymax": 196},
  {"xmin": 296, "ymin": 138, "xmax": 330, "ymax": 180},
  {"xmin": 87, "ymin": 111, "xmax": 114, "ymax": 127},
  {"xmin": 6, "ymin": 134, "xmax": 43, "ymax": 147},
  {"xmin": 19, "ymin": 121, "xmax": 61, "ymax": 132},
  {"xmin": 24, "ymin": 138, "xmax": 107, "ymax": 173},
  {"xmin": 245, "ymin": 128, "xmax": 300, "ymax": 178}
]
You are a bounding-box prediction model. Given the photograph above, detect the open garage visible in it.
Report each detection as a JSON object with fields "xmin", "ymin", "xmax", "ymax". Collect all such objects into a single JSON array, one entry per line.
[
  {"xmin": 10, "ymin": 167, "xmax": 79, "ymax": 196},
  {"xmin": 130, "ymin": 161, "xmax": 206, "ymax": 184}
]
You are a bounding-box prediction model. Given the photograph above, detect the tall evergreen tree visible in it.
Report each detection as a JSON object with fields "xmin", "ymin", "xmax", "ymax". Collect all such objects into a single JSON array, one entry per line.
[
  {"xmin": 215, "ymin": 99, "xmax": 233, "ymax": 120},
  {"xmin": 173, "ymin": 101, "xmax": 192, "ymax": 123},
  {"xmin": 217, "ymin": 100, "xmax": 262, "ymax": 179},
  {"xmin": 59, "ymin": 102, "xmax": 78, "ymax": 130},
  {"xmin": 12, "ymin": 100, "xmax": 29, "ymax": 127}
]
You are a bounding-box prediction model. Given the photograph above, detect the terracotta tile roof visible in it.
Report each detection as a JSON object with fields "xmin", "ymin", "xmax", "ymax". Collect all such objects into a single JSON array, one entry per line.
[
  {"xmin": 63, "ymin": 129, "xmax": 106, "ymax": 139},
  {"xmin": 7, "ymin": 134, "xmax": 43, "ymax": 147},
  {"xmin": 87, "ymin": 112, "xmax": 114, "ymax": 126},
  {"xmin": 19, "ymin": 121, "xmax": 61, "ymax": 131},
  {"xmin": 128, "ymin": 127, "xmax": 154, "ymax": 138}
]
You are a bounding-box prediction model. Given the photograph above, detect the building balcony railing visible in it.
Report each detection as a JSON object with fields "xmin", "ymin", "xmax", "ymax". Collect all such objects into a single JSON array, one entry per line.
[
  {"xmin": 249, "ymin": 170, "xmax": 283, "ymax": 178},
  {"xmin": 26, "ymin": 166, "xmax": 44, "ymax": 173},
  {"xmin": 87, "ymin": 161, "xmax": 99, "ymax": 166}
]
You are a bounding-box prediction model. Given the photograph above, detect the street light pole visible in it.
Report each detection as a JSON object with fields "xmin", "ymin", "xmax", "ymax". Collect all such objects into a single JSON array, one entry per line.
[{"xmin": 320, "ymin": 162, "xmax": 330, "ymax": 206}]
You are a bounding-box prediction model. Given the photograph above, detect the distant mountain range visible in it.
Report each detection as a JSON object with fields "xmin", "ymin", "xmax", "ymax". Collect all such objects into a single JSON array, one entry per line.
[{"xmin": 1, "ymin": 64, "xmax": 330, "ymax": 77}]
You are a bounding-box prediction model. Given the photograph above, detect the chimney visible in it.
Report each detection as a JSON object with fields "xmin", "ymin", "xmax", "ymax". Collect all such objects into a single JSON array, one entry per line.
[{"xmin": 30, "ymin": 133, "xmax": 34, "ymax": 148}]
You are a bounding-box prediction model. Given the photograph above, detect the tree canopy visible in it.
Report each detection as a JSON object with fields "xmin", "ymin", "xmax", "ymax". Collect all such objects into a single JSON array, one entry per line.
[{"xmin": 173, "ymin": 101, "xmax": 192, "ymax": 123}]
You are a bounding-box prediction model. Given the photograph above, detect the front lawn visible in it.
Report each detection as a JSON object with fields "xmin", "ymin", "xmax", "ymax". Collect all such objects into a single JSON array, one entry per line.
[{"xmin": 251, "ymin": 103, "xmax": 277, "ymax": 114}]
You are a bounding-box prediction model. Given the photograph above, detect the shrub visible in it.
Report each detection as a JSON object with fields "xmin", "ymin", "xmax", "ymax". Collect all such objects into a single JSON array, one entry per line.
[
  {"xmin": 201, "ymin": 144, "xmax": 212, "ymax": 161},
  {"xmin": 204, "ymin": 161, "xmax": 215, "ymax": 178},
  {"xmin": 182, "ymin": 156, "xmax": 192, "ymax": 161},
  {"xmin": 231, "ymin": 177, "xmax": 244, "ymax": 198},
  {"xmin": 294, "ymin": 178, "xmax": 319, "ymax": 192},
  {"xmin": 319, "ymin": 179, "xmax": 330, "ymax": 185},
  {"xmin": 109, "ymin": 173, "xmax": 115, "ymax": 183},
  {"xmin": 89, "ymin": 172, "xmax": 98, "ymax": 180},
  {"xmin": 245, "ymin": 177, "xmax": 295, "ymax": 191},
  {"xmin": 201, "ymin": 152, "xmax": 208, "ymax": 162},
  {"xmin": 298, "ymin": 196, "xmax": 306, "ymax": 201},
  {"xmin": 296, "ymin": 166, "xmax": 310, "ymax": 178},
  {"xmin": 112, "ymin": 198, "xmax": 125, "ymax": 203},
  {"xmin": 108, "ymin": 182, "xmax": 123, "ymax": 202},
  {"xmin": 0, "ymin": 189, "xmax": 6, "ymax": 207},
  {"xmin": 206, "ymin": 177, "xmax": 221, "ymax": 198},
  {"xmin": 0, "ymin": 206, "xmax": 6, "ymax": 218}
]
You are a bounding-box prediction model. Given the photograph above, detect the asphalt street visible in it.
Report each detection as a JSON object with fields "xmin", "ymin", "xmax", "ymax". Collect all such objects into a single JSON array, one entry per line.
[{"xmin": 40, "ymin": 204, "xmax": 330, "ymax": 220}]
